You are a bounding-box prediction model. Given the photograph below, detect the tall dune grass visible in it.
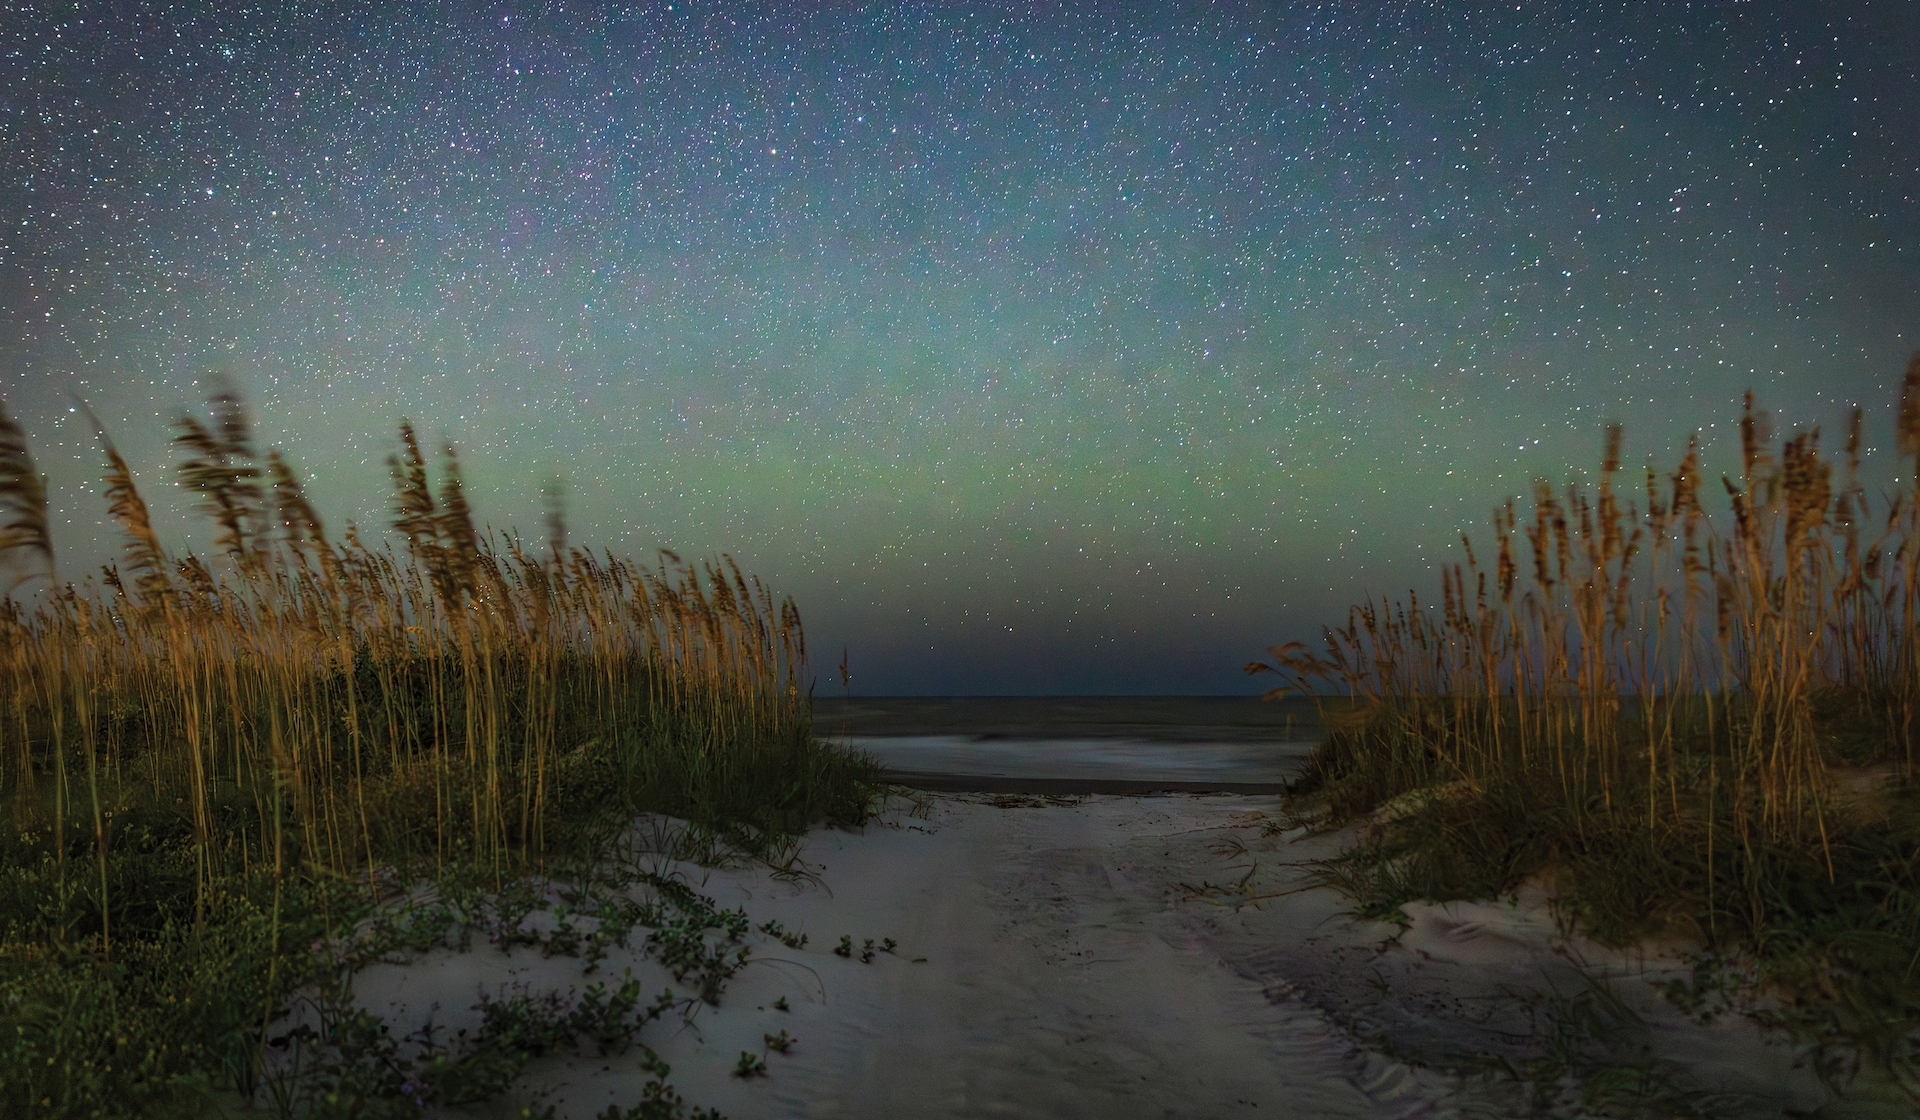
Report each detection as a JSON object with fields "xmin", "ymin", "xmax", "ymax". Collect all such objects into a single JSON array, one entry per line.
[
  {"xmin": 0, "ymin": 388, "xmax": 877, "ymax": 1116},
  {"xmin": 1252, "ymin": 356, "xmax": 1920, "ymax": 1089}
]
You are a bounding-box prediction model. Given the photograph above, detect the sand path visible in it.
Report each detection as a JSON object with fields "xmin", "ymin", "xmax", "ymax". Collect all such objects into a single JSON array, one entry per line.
[
  {"xmin": 347, "ymin": 791, "xmax": 1843, "ymax": 1119},
  {"xmin": 649, "ymin": 794, "xmax": 1436, "ymax": 1120},
  {"xmin": 352, "ymin": 793, "xmax": 1453, "ymax": 1119}
]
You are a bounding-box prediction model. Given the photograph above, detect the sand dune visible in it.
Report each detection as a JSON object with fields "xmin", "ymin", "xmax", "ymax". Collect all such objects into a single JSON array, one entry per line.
[{"xmin": 334, "ymin": 789, "xmax": 1864, "ymax": 1119}]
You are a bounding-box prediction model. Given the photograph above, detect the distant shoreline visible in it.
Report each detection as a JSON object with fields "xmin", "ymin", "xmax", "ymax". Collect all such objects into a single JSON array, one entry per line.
[{"xmin": 812, "ymin": 694, "xmax": 1321, "ymax": 742}]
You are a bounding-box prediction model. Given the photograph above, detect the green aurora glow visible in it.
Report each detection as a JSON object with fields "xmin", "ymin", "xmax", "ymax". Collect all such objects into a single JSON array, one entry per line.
[{"xmin": 3, "ymin": 2, "xmax": 1916, "ymax": 691}]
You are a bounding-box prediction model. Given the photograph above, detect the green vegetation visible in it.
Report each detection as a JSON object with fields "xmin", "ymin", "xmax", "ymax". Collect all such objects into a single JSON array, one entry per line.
[
  {"xmin": 0, "ymin": 385, "xmax": 880, "ymax": 1117},
  {"xmin": 1252, "ymin": 355, "xmax": 1920, "ymax": 1099}
]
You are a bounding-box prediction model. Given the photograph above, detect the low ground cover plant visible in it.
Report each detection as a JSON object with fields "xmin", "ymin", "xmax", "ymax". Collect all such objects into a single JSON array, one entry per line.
[
  {"xmin": 0, "ymin": 386, "xmax": 880, "ymax": 1117},
  {"xmin": 1252, "ymin": 355, "xmax": 1920, "ymax": 1096}
]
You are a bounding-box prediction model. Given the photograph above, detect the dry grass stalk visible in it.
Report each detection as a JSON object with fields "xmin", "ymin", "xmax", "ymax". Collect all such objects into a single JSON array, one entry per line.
[
  {"xmin": 0, "ymin": 389, "xmax": 833, "ymax": 914},
  {"xmin": 1253, "ymin": 357, "xmax": 1920, "ymax": 876},
  {"xmin": 0, "ymin": 397, "xmax": 55, "ymax": 593}
]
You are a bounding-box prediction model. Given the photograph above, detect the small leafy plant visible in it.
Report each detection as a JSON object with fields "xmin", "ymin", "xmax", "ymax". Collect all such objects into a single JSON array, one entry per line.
[{"xmin": 758, "ymin": 918, "xmax": 809, "ymax": 949}]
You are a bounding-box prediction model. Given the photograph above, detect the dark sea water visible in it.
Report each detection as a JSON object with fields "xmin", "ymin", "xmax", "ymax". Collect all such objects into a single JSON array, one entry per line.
[{"xmin": 812, "ymin": 697, "xmax": 1320, "ymax": 794}]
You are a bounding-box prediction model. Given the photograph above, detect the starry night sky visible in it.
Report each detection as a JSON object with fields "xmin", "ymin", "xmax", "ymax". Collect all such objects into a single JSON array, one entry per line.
[{"xmin": 3, "ymin": 2, "xmax": 1917, "ymax": 694}]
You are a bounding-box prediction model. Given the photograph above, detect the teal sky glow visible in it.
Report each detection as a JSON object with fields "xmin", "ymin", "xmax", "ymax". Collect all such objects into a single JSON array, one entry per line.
[{"xmin": 3, "ymin": 1, "xmax": 1917, "ymax": 692}]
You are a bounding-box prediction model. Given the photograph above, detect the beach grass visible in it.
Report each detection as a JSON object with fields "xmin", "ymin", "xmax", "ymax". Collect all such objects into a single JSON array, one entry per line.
[
  {"xmin": 1252, "ymin": 354, "xmax": 1920, "ymax": 1096},
  {"xmin": 0, "ymin": 387, "xmax": 880, "ymax": 1117}
]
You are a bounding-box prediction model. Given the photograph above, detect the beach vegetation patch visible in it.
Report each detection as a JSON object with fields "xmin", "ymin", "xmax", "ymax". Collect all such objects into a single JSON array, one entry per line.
[
  {"xmin": 1252, "ymin": 356, "xmax": 1920, "ymax": 1099},
  {"xmin": 0, "ymin": 387, "xmax": 880, "ymax": 1117}
]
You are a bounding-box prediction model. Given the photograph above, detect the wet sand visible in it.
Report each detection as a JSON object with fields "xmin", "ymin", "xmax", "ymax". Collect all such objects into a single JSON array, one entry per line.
[{"xmin": 812, "ymin": 695, "xmax": 1320, "ymax": 743}]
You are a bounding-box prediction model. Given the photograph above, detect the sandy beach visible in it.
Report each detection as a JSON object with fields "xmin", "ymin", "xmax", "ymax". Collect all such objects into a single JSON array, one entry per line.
[{"xmin": 334, "ymin": 781, "xmax": 1869, "ymax": 1120}]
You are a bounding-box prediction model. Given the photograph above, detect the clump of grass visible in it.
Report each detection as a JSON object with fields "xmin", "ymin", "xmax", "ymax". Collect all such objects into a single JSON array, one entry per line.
[
  {"xmin": 0, "ymin": 386, "xmax": 879, "ymax": 1117},
  {"xmin": 263, "ymin": 854, "xmax": 761, "ymax": 1119},
  {"xmin": 1252, "ymin": 354, "xmax": 1920, "ymax": 1096}
]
